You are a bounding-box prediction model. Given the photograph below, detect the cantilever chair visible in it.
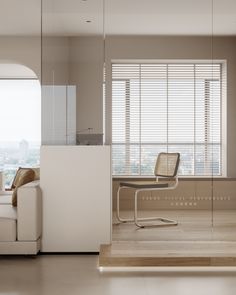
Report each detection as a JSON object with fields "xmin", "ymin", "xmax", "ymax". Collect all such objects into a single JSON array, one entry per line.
[{"xmin": 117, "ymin": 152, "xmax": 180, "ymax": 228}]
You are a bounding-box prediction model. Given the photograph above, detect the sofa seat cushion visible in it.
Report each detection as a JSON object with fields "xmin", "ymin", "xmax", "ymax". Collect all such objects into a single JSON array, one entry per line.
[
  {"xmin": 0, "ymin": 205, "xmax": 17, "ymax": 242},
  {"xmin": 0, "ymin": 205, "xmax": 17, "ymax": 220}
]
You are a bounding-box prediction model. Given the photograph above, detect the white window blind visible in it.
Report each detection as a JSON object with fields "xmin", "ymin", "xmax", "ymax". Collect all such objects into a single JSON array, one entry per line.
[{"xmin": 112, "ymin": 62, "xmax": 225, "ymax": 176}]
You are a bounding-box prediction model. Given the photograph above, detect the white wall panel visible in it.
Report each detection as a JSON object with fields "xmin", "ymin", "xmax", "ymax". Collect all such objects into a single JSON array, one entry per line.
[{"xmin": 40, "ymin": 146, "xmax": 111, "ymax": 252}]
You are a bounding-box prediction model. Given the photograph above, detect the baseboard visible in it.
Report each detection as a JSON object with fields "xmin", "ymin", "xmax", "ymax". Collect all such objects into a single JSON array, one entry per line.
[{"xmin": 39, "ymin": 252, "xmax": 99, "ymax": 255}]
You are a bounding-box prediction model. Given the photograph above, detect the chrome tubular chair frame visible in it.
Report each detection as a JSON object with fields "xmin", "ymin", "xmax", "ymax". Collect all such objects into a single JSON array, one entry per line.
[
  {"xmin": 117, "ymin": 178, "xmax": 179, "ymax": 228},
  {"xmin": 116, "ymin": 152, "xmax": 180, "ymax": 228}
]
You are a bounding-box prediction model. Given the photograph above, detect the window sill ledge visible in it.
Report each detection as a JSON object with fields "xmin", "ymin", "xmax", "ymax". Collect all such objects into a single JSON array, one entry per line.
[{"xmin": 112, "ymin": 176, "xmax": 233, "ymax": 181}]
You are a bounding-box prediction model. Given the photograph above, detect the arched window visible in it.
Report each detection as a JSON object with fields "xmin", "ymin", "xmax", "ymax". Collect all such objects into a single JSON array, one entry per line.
[{"xmin": 0, "ymin": 64, "xmax": 41, "ymax": 187}]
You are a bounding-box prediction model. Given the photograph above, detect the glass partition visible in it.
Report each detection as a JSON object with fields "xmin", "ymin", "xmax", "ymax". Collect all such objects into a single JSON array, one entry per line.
[
  {"xmin": 40, "ymin": 0, "xmax": 236, "ymax": 247},
  {"xmin": 212, "ymin": 0, "xmax": 236, "ymax": 240},
  {"xmin": 106, "ymin": 0, "xmax": 216, "ymax": 242},
  {"xmin": 42, "ymin": 0, "xmax": 105, "ymax": 145}
]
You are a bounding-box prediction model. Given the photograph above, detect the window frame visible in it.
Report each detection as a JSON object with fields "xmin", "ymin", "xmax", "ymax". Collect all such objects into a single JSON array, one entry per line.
[{"xmin": 107, "ymin": 59, "xmax": 227, "ymax": 178}]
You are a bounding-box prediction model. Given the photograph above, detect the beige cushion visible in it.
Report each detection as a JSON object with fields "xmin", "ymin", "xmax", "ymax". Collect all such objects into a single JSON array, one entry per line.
[
  {"xmin": 11, "ymin": 167, "xmax": 25, "ymax": 189},
  {"xmin": 32, "ymin": 168, "xmax": 40, "ymax": 180},
  {"xmin": 12, "ymin": 169, "xmax": 35, "ymax": 207},
  {"xmin": 11, "ymin": 167, "xmax": 40, "ymax": 189}
]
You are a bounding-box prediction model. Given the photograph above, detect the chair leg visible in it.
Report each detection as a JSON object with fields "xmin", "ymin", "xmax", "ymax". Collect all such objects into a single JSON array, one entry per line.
[
  {"xmin": 134, "ymin": 190, "xmax": 145, "ymax": 228},
  {"xmin": 134, "ymin": 190, "xmax": 178, "ymax": 228},
  {"xmin": 116, "ymin": 186, "xmax": 134, "ymax": 223},
  {"xmin": 117, "ymin": 186, "xmax": 178, "ymax": 228}
]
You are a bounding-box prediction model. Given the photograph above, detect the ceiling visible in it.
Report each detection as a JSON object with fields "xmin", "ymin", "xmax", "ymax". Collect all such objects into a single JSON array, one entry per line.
[{"xmin": 0, "ymin": 0, "xmax": 236, "ymax": 36}]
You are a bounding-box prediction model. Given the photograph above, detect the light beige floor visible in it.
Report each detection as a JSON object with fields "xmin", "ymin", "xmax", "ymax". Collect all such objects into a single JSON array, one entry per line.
[
  {"xmin": 1, "ymin": 255, "xmax": 236, "ymax": 295},
  {"xmin": 113, "ymin": 210, "xmax": 236, "ymax": 241}
]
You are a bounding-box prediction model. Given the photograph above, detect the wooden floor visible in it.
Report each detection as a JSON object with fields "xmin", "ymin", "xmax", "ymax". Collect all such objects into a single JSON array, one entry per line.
[
  {"xmin": 112, "ymin": 210, "xmax": 236, "ymax": 241},
  {"xmin": 99, "ymin": 241, "xmax": 236, "ymax": 267},
  {"xmin": 99, "ymin": 210, "xmax": 236, "ymax": 267}
]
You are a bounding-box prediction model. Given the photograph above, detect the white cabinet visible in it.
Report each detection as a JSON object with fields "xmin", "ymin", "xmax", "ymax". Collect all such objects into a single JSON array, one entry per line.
[
  {"xmin": 40, "ymin": 145, "xmax": 111, "ymax": 252},
  {"xmin": 42, "ymin": 85, "xmax": 76, "ymax": 145}
]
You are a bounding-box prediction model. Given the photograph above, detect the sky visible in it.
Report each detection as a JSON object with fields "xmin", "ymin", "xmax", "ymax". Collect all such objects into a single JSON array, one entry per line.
[{"xmin": 0, "ymin": 80, "xmax": 41, "ymax": 143}]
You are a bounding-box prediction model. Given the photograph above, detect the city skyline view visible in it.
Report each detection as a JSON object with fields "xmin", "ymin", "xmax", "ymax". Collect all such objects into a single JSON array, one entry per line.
[{"xmin": 0, "ymin": 79, "xmax": 41, "ymax": 186}]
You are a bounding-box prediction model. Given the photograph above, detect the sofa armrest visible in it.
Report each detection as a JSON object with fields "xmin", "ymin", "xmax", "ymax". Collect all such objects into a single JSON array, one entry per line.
[{"xmin": 17, "ymin": 180, "xmax": 42, "ymax": 241}]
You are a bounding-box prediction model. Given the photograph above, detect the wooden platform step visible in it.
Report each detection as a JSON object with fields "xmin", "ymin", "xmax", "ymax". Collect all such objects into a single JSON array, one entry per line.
[{"xmin": 99, "ymin": 241, "xmax": 236, "ymax": 267}]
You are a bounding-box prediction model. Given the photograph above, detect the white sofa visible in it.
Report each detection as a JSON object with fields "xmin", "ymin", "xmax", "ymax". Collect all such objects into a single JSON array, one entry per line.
[{"xmin": 0, "ymin": 180, "xmax": 42, "ymax": 255}]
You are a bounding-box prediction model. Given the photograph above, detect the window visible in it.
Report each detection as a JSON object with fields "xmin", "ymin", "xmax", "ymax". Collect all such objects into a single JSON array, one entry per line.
[
  {"xmin": 112, "ymin": 61, "xmax": 226, "ymax": 176},
  {"xmin": 0, "ymin": 79, "xmax": 41, "ymax": 187}
]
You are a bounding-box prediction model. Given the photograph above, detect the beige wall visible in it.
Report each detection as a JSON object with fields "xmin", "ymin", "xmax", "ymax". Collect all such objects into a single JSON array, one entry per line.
[
  {"xmin": 42, "ymin": 36, "xmax": 104, "ymax": 134},
  {"xmin": 69, "ymin": 37, "xmax": 104, "ymax": 134},
  {"xmin": 42, "ymin": 37, "xmax": 69, "ymax": 85},
  {"xmin": 0, "ymin": 36, "xmax": 41, "ymax": 79},
  {"xmin": 113, "ymin": 179, "xmax": 236, "ymax": 211}
]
